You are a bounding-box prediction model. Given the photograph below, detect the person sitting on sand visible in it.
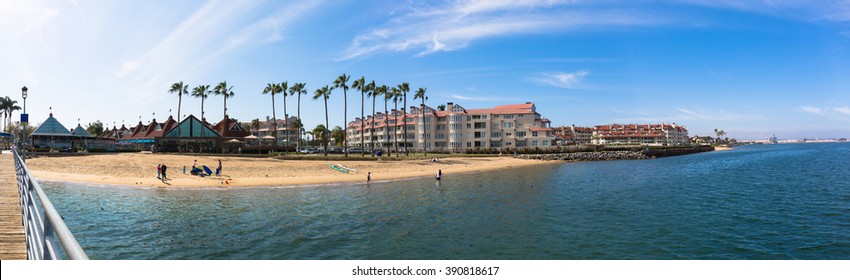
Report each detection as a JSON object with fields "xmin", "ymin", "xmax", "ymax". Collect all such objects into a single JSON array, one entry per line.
[{"xmin": 215, "ymin": 160, "xmax": 222, "ymax": 176}]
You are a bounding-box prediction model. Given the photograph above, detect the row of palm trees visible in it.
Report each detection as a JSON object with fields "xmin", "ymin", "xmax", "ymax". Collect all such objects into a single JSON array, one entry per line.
[
  {"xmin": 168, "ymin": 75, "xmax": 429, "ymax": 157},
  {"xmin": 1, "ymin": 96, "xmax": 22, "ymax": 133},
  {"xmin": 168, "ymin": 81, "xmax": 234, "ymax": 152},
  {"xmin": 261, "ymin": 74, "xmax": 429, "ymax": 157}
]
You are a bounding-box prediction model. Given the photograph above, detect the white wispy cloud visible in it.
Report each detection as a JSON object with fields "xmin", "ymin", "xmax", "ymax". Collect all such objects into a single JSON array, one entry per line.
[
  {"xmin": 109, "ymin": 0, "xmax": 323, "ymax": 104},
  {"xmin": 340, "ymin": 1, "xmax": 660, "ymax": 60},
  {"xmin": 799, "ymin": 105, "xmax": 825, "ymax": 115},
  {"xmin": 532, "ymin": 70, "xmax": 589, "ymax": 89},
  {"xmin": 612, "ymin": 107, "xmax": 765, "ymax": 123},
  {"xmin": 835, "ymin": 107, "xmax": 850, "ymax": 115},
  {"xmin": 449, "ymin": 94, "xmax": 511, "ymax": 102}
]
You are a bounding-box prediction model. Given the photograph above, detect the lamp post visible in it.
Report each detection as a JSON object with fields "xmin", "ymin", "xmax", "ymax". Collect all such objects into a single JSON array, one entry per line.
[{"xmin": 21, "ymin": 86, "xmax": 28, "ymax": 162}]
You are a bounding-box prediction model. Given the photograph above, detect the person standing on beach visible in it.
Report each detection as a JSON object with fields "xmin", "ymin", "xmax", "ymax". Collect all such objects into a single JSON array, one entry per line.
[
  {"xmin": 436, "ymin": 169, "xmax": 442, "ymax": 181},
  {"xmin": 157, "ymin": 164, "xmax": 162, "ymax": 179},
  {"xmin": 161, "ymin": 164, "xmax": 168, "ymax": 182},
  {"xmin": 367, "ymin": 172, "xmax": 371, "ymax": 182}
]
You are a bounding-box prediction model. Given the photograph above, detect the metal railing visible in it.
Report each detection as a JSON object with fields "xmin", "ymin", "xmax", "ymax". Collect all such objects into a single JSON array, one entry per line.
[{"xmin": 13, "ymin": 148, "xmax": 89, "ymax": 260}]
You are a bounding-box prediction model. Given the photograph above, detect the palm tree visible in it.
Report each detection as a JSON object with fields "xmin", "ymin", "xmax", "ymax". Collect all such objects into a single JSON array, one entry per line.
[
  {"xmin": 311, "ymin": 124, "xmax": 327, "ymax": 146},
  {"xmin": 382, "ymin": 85, "xmax": 392, "ymax": 156},
  {"xmin": 398, "ymin": 82, "xmax": 410, "ymax": 155},
  {"xmin": 390, "ymin": 86, "xmax": 401, "ymax": 158},
  {"xmin": 191, "ymin": 85, "xmax": 211, "ymax": 123},
  {"xmin": 333, "ymin": 73, "xmax": 350, "ymax": 157},
  {"xmin": 251, "ymin": 118, "xmax": 261, "ymax": 136},
  {"xmin": 169, "ymin": 82, "xmax": 188, "ymax": 152},
  {"xmin": 437, "ymin": 104, "xmax": 446, "ymax": 111},
  {"xmin": 278, "ymin": 81, "xmax": 290, "ymax": 149},
  {"xmin": 289, "ymin": 83, "xmax": 307, "ymax": 150},
  {"xmin": 262, "ymin": 83, "xmax": 281, "ymax": 148},
  {"xmin": 331, "ymin": 126, "xmax": 345, "ymax": 147},
  {"xmin": 352, "ymin": 76, "xmax": 367, "ymax": 156},
  {"xmin": 214, "ymin": 81, "xmax": 235, "ymax": 120},
  {"xmin": 414, "ymin": 87, "xmax": 428, "ymax": 156},
  {"xmin": 366, "ymin": 80, "xmax": 380, "ymax": 157},
  {"xmin": 2, "ymin": 97, "xmax": 20, "ymax": 132},
  {"xmin": 313, "ymin": 85, "xmax": 332, "ymax": 156},
  {"xmin": 305, "ymin": 131, "xmax": 314, "ymax": 145}
]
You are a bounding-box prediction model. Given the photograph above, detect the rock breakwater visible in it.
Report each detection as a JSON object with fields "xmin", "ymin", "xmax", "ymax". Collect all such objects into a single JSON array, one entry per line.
[{"xmin": 514, "ymin": 151, "xmax": 648, "ymax": 161}]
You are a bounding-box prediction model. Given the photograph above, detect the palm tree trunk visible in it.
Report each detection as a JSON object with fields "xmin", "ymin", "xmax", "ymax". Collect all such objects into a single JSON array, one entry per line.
[
  {"xmin": 200, "ymin": 97, "xmax": 205, "ymax": 122},
  {"xmin": 323, "ymin": 98, "xmax": 329, "ymax": 157},
  {"xmin": 394, "ymin": 102, "xmax": 399, "ymax": 158},
  {"xmin": 371, "ymin": 95, "xmax": 376, "ymax": 157},
  {"xmin": 272, "ymin": 93, "xmax": 277, "ymax": 151},
  {"xmin": 384, "ymin": 99, "xmax": 389, "ymax": 157},
  {"xmin": 177, "ymin": 93, "xmax": 182, "ymax": 153},
  {"xmin": 360, "ymin": 91, "xmax": 365, "ymax": 157},
  {"xmin": 403, "ymin": 92, "xmax": 408, "ymax": 156},
  {"xmin": 343, "ymin": 88, "xmax": 348, "ymax": 157},
  {"xmin": 283, "ymin": 94, "xmax": 288, "ymax": 152},
  {"xmin": 297, "ymin": 94, "xmax": 302, "ymax": 151},
  {"xmin": 422, "ymin": 102, "xmax": 427, "ymax": 157}
]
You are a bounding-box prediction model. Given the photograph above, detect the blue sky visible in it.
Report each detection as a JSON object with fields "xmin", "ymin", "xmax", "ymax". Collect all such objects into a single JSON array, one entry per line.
[{"xmin": 2, "ymin": 0, "xmax": 849, "ymax": 139}]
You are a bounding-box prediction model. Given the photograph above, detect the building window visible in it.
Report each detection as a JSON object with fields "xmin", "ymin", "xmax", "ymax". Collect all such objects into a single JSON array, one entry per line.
[
  {"xmin": 451, "ymin": 123, "xmax": 463, "ymax": 130},
  {"xmin": 491, "ymin": 132, "xmax": 502, "ymax": 138},
  {"xmin": 502, "ymin": 122, "xmax": 513, "ymax": 129},
  {"xmin": 450, "ymin": 115, "xmax": 463, "ymax": 122},
  {"xmin": 437, "ymin": 124, "xmax": 446, "ymax": 130},
  {"xmin": 436, "ymin": 133, "xmax": 445, "ymax": 139},
  {"xmin": 532, "ymin": 140, "xmax": 538, "ymax": 146},
  {"xmin": 451, "ymin": 133, "xmax": 462, "ymax": 139},
  {"xmin": 516, "ymin": 131, "xmax": 526, "ymax": 137},
  {"xmin": 543, "ymin": 140, "xmax": 549, "ymax": 147},
  {"xmin": 504, "ymin": 114, "xmax": 514, "ymax": 119},
  {"xmin": 532, "ymin": 131, "xmax": 538, "ymax": 137}
]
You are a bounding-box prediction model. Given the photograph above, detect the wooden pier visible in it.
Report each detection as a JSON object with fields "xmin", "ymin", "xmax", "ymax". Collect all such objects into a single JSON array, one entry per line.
[{"xmin": 0, "ymin": 153, "xmax": 26, "ymax": 260}]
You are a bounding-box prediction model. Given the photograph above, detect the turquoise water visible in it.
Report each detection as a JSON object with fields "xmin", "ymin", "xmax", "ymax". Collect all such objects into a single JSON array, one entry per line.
[{"xmin": 42, "ymin": 143, "xmax": 850, "ymax": 259}]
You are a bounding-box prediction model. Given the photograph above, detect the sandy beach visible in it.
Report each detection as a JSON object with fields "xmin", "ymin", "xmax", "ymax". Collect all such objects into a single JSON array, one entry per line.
[{"xmin": 26, "ymin": 153, "xmax": 552, "ymax": 188}]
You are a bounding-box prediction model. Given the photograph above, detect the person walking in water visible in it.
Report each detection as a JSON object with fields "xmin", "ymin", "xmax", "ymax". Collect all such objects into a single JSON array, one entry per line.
[{"xmin": 436, "ymin": 169, "xmax": 442, "ymax": 181}]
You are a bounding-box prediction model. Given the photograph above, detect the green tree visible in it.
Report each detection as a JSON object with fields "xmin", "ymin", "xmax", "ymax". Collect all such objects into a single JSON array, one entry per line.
[
  {"xmin": 414, "ymin": 87, "xmax": 428, "ymax": 156},
  {"xmin": 279, "ymin": 81, "xmax": 290, "ymax": 148},
  {"xmin": 311, "ymin": 124, "xmax": 327, "ymax": 147},
  {"xmin": 168, "ymin": 81, "xmax": 188, "ymax": 152},
  {"xmin": 86, "ymin": 121, "xmax": 104, "ymax": 136},
  {"xmin": 382, "ymin": 85, "xmax": 393, "ymax": 157},
  {"xmin": 262, "ymin": 83, "xmax": 281, "ymax": 147},
  {"xmin": 290, "ymin": 83, "xmax": 307, "ymax": 150},
  {"xmin": 390, "ymin": 86, "xmax": 401, "ymax": 158},
  {"xmin": 437, "ymin": 104, "xmax": 446, "ymax": 111},
  {"xmin": 251, "ymin": 118, "xmax": 261, "ymax": 136},
  {"xmin": 191, "ymin": 85, "xmax": 211, "ymax": 122},
  {"xmin": 333, "ymin": 73, "xmax": 350, "ymax": 157},
  {"xmin": 313, "ymin": 85, "xmax": 333, "ymax": 156},
  {"xmin": 366, "ymin": 81, "xmax": 381, "ymax": 156},
  {"xmin": 214, "ymin": 81, "xmax": 235, "ymax": 119},
  {"xmin": 398, "ymin": 82, "xmax": 410, "ymax": 155},
  {"xmin": 2, "ymin": 97, "xmax": 21, "ymax": 131},
  {"xmin": 331, "ymin": 126, "xmax": 345, "ymax": 147},
  {"xmin": 352, "ymin": 76, "xmax": 367, "ymax": 156}
]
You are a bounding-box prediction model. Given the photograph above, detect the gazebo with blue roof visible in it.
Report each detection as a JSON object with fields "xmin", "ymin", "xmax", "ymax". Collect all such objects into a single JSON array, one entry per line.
[{"xmin": 30, "ymin": 113, "xmax": 74, "ymax": 150}]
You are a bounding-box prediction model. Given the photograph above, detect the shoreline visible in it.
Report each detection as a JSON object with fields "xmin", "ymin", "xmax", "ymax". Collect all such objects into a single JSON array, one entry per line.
[{"xmin": 27, "ymin": 153, "xmax": 556, "ymax": 188}]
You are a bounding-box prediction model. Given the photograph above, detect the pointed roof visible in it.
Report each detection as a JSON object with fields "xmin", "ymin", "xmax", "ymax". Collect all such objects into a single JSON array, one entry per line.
[
  {"xmin": 71, "ymin": 123, "xmax": 93, "ymax": 137},
  {"xmin": 32, "ymin": 113, "xmax": 73, "ymax": 137},
  {"xmin": 162, "ymin": 114, "xmax": 221, "ymax": 138},
  {"xmin": 212, "ymin": 117, "xmax": 251, "ymax": 138}
]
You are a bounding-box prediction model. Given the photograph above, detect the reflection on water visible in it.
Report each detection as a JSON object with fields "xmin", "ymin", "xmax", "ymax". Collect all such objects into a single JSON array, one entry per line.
[{"xmin": 43, "ymin": 143, "xmax": 850, "ymax": 259}]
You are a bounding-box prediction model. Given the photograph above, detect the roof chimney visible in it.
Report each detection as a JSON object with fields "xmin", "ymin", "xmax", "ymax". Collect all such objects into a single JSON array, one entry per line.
[{"xmin": 447, "ymin": 102, "xmax": 454, "ymax": 111}]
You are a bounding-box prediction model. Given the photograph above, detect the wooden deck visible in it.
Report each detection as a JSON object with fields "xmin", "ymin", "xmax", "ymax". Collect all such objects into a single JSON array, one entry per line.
[{"xmin": 0, "ymin": 153, "xmax": 27, "ymax": 260}]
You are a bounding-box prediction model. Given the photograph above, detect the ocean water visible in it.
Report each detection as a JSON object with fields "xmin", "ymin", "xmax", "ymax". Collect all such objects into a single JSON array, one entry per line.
[{"xmin": 41, "ymin": 143, "xmax": 850, "ymax": 259}]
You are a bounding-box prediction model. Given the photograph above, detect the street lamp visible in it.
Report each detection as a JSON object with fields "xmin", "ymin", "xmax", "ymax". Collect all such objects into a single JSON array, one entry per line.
[{"xmin": 21, "ymin": 86, "xmax": 28, "ymax": 162}]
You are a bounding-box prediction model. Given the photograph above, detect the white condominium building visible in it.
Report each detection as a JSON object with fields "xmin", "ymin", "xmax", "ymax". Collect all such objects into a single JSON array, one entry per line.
[
  {"xmin": 590, "ymin": 123, "xmax": 689, "ymax": 146},
  {"xmin": 347, "ymin": 102, "xmax": 557, "ymax": 153}
]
